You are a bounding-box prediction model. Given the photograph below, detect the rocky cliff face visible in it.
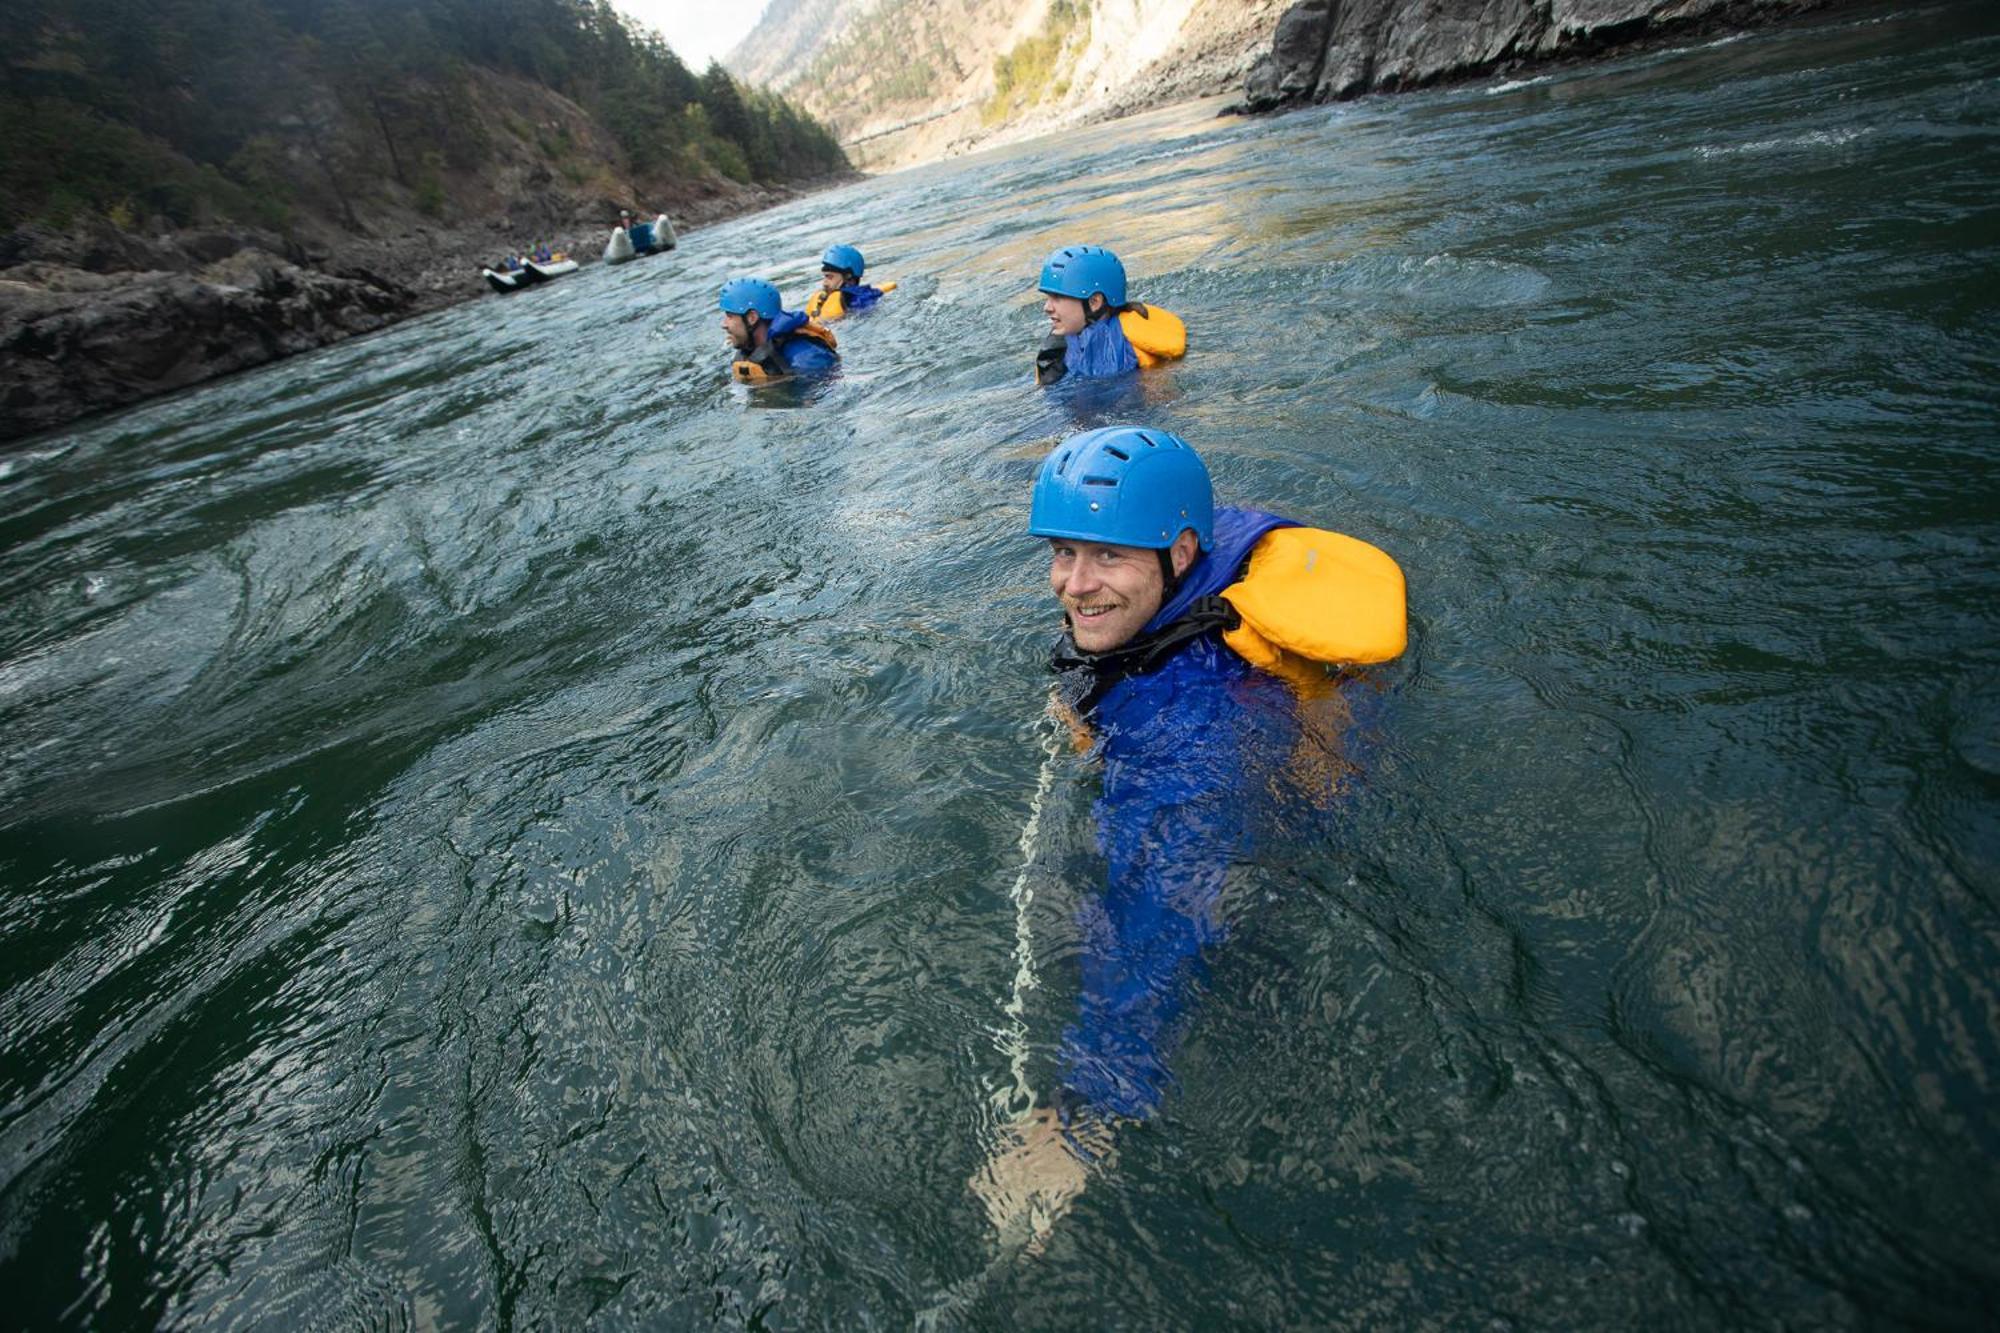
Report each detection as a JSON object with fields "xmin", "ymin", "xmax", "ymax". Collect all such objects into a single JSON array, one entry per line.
[
  {"xmin": 0, "ymin": 240, "xmax": 409, "ymax": 441},
  {"xmin": 728, "ymin": 0, "xmax": 1291, "ymax": 170},
  {"xmin": 726, "ymin": 0, "xmax": 855, "ymax": 91},
  {"xmin": 1242, "ymin": 0, "xmax": 1842, "ymax": 110}
]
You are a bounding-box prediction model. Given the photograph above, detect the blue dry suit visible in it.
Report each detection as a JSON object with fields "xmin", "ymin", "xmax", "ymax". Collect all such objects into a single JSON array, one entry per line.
[
  {"xmin": 734, "ymin": 309, "xmax": 839, "ymax": 382},
  {"xmin": 1036, "ymin": 314, "xmax": 1139, "ymax": 386},
  {"xmin": 832, "ymin": 284, "xmax": 887, "ymax": 313},
  {"xmin": 1053, "ymin": 505, "xmax": 1305, "ymax": 1121},
  {"xmin": 769, "ymin": 311, "xmax": 838, "ymax": 373}
]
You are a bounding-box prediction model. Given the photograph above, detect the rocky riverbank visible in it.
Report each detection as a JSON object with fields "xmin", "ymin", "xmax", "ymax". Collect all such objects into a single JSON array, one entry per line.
[
  {"xmin": 1240, "ymin": 0, "xmax": 1855, "ymax": 111},
  {"xmin": 0, "ymin": 175, "xmax": 838, "ymax": 446}
]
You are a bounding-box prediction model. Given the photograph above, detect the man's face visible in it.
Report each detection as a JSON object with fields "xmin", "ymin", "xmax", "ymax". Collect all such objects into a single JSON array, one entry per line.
[
  {"xmin": 820, "ymin": 269, "xmax": 847, "ymax": 293},
  {"xmin": 722, "ymin": 310, "xmax": 759, "ymax": 352},
  {"xmin": 1049, "ymin": 537, "xmax": 1169, "ymax": 653},
  {"xmin": 1043, "ymin": 293, "xmax": 1089, "ymax": 336}
]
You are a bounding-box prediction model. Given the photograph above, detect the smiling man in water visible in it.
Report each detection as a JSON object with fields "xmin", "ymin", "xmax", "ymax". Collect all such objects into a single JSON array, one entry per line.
[
  {"xmin": 1049, "ymin": 528, "xmax": 1199, "ymax": 651},
  {"xmin": 973, "ymin": 425, "xmax": 1408, "ymax": 1251}
]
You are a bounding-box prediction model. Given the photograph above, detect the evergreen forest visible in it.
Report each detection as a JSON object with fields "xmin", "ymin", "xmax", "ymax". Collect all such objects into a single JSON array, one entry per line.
[{"xmin": 2, "ymin": 0, "xmax": 849, "ymax": 234}]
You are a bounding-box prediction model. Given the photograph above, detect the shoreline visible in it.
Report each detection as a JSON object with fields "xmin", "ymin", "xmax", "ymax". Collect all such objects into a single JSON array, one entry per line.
[{"xmin": 0, "ymin": 172, "xmax": 856, "ymax": 448}]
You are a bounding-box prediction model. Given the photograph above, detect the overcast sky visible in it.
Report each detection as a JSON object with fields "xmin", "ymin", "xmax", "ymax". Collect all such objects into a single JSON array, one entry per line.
[{"xmin": 611, "ymin": 0, "xmax": 775, "ymax": 75}]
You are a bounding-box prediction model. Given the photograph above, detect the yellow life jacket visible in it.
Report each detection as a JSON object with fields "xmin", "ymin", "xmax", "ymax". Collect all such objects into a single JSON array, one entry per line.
[
  {"xmin": 731, "ymin": 318, "xmax": 838, "ymax": 383},
  {"xmin": 1219, "ymin": 526, "xmax": 1407, "ymax": 694},
  {"xmin": 1118, "ymin": 303, "xmax": 1187, "ymax": 368},
  {"xmin": 806, "ymin": 281, "xmax": 896, "ymax": 322}
]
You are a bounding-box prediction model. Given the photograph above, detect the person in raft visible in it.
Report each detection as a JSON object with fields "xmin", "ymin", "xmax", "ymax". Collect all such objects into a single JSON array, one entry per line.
[
  {"xmin": 805, "ymin": 244, "xmax": 897, "ymax": 321},
  {"xmin": 970, "ymin": 424, "xmax": 1408, "ymax": 1250},
  {"xmin": 1034, "ymin": 245, "xmax": 1187, "ymax": 386},
  {"xmin": 719, "ymin": 277, "xmax": 839, "ymax": 384}
]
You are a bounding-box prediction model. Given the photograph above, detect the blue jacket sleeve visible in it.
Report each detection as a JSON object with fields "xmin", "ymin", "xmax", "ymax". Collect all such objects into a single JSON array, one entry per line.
[{"xmin": 1058, "ymin": 639, "xmax": 1298, "ymax": 1120}]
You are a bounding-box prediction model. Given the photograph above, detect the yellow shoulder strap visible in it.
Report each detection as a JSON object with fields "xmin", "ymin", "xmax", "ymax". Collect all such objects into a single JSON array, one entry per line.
[
  {"xmin": 877, "ymin": 281, "xmax": 898, "ymax": 293},
  {"xmin": 733, "ymin": 358, "xmax": 771, "ymax": 383},
  {"xmin": 1220, "ymin": 526, "xmax": 1406, "ymax": 671},
  {"xmin": 1119, "ymin": 304, "xmax": 1187, "ymax": 367},
  {"xmin": 808, "ymin": 290, "xmax": 847, "ymax": 320}
]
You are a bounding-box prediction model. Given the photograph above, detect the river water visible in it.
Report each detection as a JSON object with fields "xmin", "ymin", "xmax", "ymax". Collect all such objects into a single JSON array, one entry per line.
[{"xmin": 4, "ymin": 4, "xmax": 1998, "ymax": 1326}]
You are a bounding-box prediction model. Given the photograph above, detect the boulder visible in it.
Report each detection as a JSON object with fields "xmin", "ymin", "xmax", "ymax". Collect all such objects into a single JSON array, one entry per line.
[
  {"xmin": 1242, "ymin": 0, "xmax": 1837, "ymax": 111},
  {"xmin": 0, "ymin": 254, "xmax": 412, "ymax": 442},
  {"xmin": 1244, "ymin": 0, "xmax": 1338, "ymax": 110}
]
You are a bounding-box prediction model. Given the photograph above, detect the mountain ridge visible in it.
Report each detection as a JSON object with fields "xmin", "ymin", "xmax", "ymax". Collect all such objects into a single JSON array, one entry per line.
[{"xmin": 724, "ymin": 0, "xmax": 1290, "ymax": 171}]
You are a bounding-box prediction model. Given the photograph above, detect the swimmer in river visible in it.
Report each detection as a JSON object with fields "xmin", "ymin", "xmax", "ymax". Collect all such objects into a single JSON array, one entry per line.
[
  {"xmin": 719, "ymin": 277, "xmax": 839, "ymax": 384},
  {"xmin": 1033, "ymin": 245, "xmax": 1187, "ymax": 386},
  {"xmin": 805, "ymin": 244, "xmax": 896, "ymax": 321},
  {"xmin": 972, "ymin": 425, "xmax": 1407, "ymax": 1251}
]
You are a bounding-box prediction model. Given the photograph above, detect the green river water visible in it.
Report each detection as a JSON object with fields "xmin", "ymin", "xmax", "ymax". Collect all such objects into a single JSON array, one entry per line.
[{"xmin": 3, "ymin": 3, "xmax": 1998, "ymax": 1326}]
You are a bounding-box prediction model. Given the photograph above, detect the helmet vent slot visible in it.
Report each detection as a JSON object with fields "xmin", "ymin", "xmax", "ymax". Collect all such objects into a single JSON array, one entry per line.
[
  {"xmin": 1082, "ymin": 475, "xmax": 1117, "ymax": 486},
  {"xmin": 1104, "ymin": 446, "xmax": 1129, "ymax": 461}
]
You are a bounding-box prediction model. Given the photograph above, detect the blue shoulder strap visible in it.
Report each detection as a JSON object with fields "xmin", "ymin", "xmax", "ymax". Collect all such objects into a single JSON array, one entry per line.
[{"xmin": 1143, "ymin": 506, "xmax": 1295, "ymax": 634}]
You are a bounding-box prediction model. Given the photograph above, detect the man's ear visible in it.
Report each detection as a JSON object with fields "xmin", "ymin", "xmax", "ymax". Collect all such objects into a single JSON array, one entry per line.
[
  {"xmin": 1087, "ymin": 293, "xmax": 1106, "ymax": 317},
  {"xmin": 1170, "ymin": 529, "xmax": 1200, "ymax": 578}
]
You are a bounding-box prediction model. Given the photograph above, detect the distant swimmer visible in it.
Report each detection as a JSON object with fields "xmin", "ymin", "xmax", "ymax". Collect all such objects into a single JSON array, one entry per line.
[
  {"xmin": 719, "ymin": 278, "xmax": 839, "ymax": 383},
  {"xmin": 1034, "ymin": 245, "xmax": 1186, "ymax": 386},
  {"xmin": 805, "ymin": 244, "xmax": 897, "ymax": 322},
  {"xmin": 971, "ymin": 425, "xmax": 1406, "ymax": 1250}
]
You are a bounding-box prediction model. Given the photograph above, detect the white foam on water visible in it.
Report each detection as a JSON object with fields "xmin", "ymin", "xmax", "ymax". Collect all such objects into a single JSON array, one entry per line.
[
  {"xmin": 1695, "ymin": 126, "xmax": 1872, "ymax": 158},
  {"xmin": 1486, "ymin": 74, "xmax": 1555, "ymax": 95},
  {"xmin": 989, "ymin": 711, "xmax": 1065, "ymax": 1119},
  {"xmin": 913, "ymin": 713, "xmax": 1071, "ymax": 1327}
]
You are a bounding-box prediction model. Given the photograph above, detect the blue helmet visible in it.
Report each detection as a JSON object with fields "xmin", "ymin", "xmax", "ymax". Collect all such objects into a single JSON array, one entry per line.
[
  {"xmin": 719, "ymin": 277, "xmax": 782, "ymax": 320},
  {"xmin": 820, "ymin": 243, "xmax": 865, "ymax": 280},
  {"xmin": 1038, "ymin": 244, "xmax": 1126, "ymax": 308},
  {"xmin": 1029, "ymin": 426, "xmax": 1213, "ymax": 552}
]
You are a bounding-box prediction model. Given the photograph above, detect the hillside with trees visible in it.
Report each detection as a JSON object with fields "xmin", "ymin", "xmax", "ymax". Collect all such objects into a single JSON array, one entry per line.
[{"xmin": 2, "ymin": 0, "xmax": 847, "ymax": 236}]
